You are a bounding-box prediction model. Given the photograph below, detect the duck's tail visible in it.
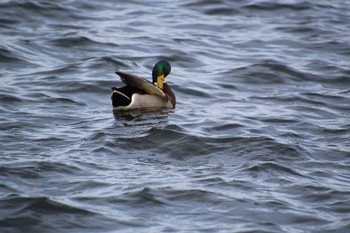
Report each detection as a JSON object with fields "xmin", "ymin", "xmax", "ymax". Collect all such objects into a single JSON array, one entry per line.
[{"xmin": 111, "ymin": 86, "xmax": 133, "ymax": 108}]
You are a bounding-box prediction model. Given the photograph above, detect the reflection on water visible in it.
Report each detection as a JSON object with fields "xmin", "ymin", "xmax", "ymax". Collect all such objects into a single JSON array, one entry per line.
[{"xmin": 113, "ymin": 108, "xmax": 170, "ymax": 126}]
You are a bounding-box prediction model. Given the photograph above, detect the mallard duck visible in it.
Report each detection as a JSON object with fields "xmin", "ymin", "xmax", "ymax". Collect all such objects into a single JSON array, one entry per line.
[{"xmin": 111, "ymin": 60, "xmax": 176, "ymax": 111}]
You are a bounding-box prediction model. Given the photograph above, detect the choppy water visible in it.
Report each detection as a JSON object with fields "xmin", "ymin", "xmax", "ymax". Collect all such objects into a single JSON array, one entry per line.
[{"xmin": 1, "ymin": 0, "xmax": 350, "ymax": 232}]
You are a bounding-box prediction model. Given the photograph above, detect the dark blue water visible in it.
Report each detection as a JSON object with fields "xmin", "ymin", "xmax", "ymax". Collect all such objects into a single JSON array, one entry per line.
[{"xmin": 1, "ymin": 1, "xmax": 350, "ymax": 232}]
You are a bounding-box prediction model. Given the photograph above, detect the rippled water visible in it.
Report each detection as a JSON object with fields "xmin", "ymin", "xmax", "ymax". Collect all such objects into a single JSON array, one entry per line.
[{"xmin": 1, "ymin": 0, "xmax": 350, "ymax": 232}]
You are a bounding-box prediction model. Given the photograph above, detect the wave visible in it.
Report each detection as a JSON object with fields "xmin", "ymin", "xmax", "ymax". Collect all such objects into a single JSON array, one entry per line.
[
  {"xmin": 105, "ymin": 121, "xmax": 306, "ymax": 162},
  {"xmin": 243, "ymin": 1, "xmax": 313, "ymax": 11},
  {"xmin": 0, "ymin": 47, "xmax": 27, "ymax": 63},
  {"xmin": 0, "ymin": 195, "xmax": 116, "ymax": 233}
]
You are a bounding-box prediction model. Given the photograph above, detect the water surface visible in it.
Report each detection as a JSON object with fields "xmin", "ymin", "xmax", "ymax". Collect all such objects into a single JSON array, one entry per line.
[{"xmin": 1, "ymin": 0, "xmax": 350, "ymax": 232}]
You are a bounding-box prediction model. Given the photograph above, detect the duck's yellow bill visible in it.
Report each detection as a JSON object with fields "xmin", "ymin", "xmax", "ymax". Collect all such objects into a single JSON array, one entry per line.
[{"xmin": 157, "ymin": 74, "xmax": 165, "ymax": 90}]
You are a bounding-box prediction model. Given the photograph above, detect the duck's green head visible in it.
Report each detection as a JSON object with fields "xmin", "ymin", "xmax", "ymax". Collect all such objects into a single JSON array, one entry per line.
[{"xmin": 152, "ymin": 60, "xmax": 171, "ymax": 90}]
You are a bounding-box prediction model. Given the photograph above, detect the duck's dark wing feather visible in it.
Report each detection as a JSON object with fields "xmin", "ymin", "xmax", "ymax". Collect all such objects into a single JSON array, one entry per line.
[{"xmin": 115, "ymin": 71, "xmax": 166, "ymax": 99}]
